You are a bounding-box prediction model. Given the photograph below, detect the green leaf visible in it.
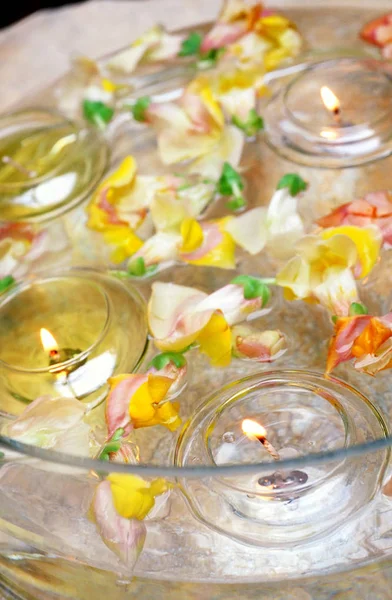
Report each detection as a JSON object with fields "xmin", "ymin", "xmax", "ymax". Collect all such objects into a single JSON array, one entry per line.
[
  {"xmin": 0, "ymin": 275, "xmax": 15, "ymax": 294},
  {"xmin": 131, "ymin": 96, "xmax": 151, "ymax": 122},
  {"xmin": 197, "ymin": 47, "xmax": 226, "ymax": 69},
  {"xmin": 217, "ymin": 162, "xmax": 244, "ymax": 197},
  {"xmin": 128, "ymin": 257, "xmax": 158, "ymax": 277},
  {"xmin": 150, "ymin": 351, "xmax": 187, "ymax": 370},
  {"xmin": 349, "ymin": 302, "xmax": 368, "ymax": 316},
  {"xmin": 331, "ymin": 315, "xmax": 338, "ymax": 324},
  {"xmin": 111, "ymin": 270, "xmax": 131, "ymax": 280},
  {"xmin": 276, "ymin": 173, "xmax": 307, "ymax": 197},
  {"xmin": 226, "ymin": 196, "xmax": 246, "ymax": 211},
  {"xmin": 232, "ymin": 109, "xmax": 264, "ymax": 137},
  {"xmin": 178, "ymin": 32, "xmax": 202, "ymax": 57},
  {"xmin": 177, "ymin": 183, "xmax": 192, "ymax": 192},
  {"xmin": 128, "ymin": 257, "xmax": 146, "ymax": 277},
  {"xmin": 111, "ymin": 428, "xmax": 125, "ymax": 442},
  {"xmin": 83, "ymin": 100, "xmax": 114, "ymax": 126},
  {"xmin": 103, "ymin": 441, "xmax": 121, "ymax": 454},
  {"xmin": 231, "ymin": 275, "xmax": 271, "ymax": 306}
]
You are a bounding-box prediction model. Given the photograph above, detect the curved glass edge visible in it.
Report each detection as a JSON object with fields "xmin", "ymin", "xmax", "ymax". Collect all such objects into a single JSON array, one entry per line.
[
  {"xmin": 0, "ymin": 369, "xmax": 391, "ymax": 478},
  {"xmin": 1, "ymin": 433, "xmax": 391, "ymax": 478},
  {"xmin": 0, "ymin": 274, "xmax": 111, "ymax": 374},
  {"xmin": 0, "ymin": 107, "xmax": 109, "ymax": 224}
]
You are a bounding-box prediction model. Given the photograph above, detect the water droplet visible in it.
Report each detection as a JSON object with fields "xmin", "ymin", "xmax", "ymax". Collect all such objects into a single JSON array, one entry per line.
[{"xmin": 222, "ymin": 432, "xmax": 236, "ymax": 443}]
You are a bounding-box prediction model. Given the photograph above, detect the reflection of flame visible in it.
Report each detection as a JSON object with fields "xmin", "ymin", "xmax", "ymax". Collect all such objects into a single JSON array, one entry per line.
[
  {"xmin": 241, "ymin": 418, "xmax": 266, "ymax": 440},
  {"xmin": 320, "ymin": 129, "xmax": 338, "ymax": 140},
  {"xmin": 40, "ymin": 328, "xmax": 58, "ymax": 353},
  {"xmin": 320, "ymin": 86, "xmax": 340, "ymax": 114}
]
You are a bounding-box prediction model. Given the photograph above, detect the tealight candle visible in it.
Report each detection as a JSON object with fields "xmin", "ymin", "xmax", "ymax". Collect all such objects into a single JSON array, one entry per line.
[
  {"xmin": 0, "ymin": 268, "xmax": 148, "ymax": 414},
  {"xmin": 176, "ymin": 371, "xmax": 389, "ymax": 546},
  {"xmin": 263, "ymin": 57, "xmax": 392, "ymax": 168}
]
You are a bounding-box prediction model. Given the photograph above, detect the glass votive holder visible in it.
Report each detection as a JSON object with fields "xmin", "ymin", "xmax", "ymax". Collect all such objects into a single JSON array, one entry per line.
[
  {"xmin": 175, "ymin": 371, "xmax": 389, "ymax": 546},
  {"xmin": 0, "ymin": 267, "xmax": 148, "ymax": 414},
  {"xmin": 263, "ymin": 58, "xmax": 392, "ymax": 168},
  {"xmin": 0, "ymin": 109, "xmax": 108, "ymax": 281}
]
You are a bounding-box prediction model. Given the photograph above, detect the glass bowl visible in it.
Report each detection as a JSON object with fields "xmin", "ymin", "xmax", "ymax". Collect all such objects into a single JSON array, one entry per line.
[{"xmin": 2, "ymin": 1, "xmax": 392, "ymax": 600}]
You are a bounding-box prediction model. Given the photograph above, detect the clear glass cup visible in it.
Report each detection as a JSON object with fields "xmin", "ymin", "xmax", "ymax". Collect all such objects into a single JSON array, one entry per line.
[
  {"xmin": 0, "ymin": 267, "xmax": 148, "ymax": 412},
  {"xmin": 0, "ymin": 109, "xmax": 109, "ymax": 282},
  {"xmin": 2, "ymin": 1, "xmax": 392, "ymax": 599}
]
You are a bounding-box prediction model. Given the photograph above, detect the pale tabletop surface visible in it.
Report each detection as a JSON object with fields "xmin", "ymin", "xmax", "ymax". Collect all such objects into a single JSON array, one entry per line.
[
  {"xmin": 0, "ymin": 0, "xmax": 221, "ymax": 112},
  {"xmin": 1, "ymin": 1, "xmax": 392, "ymax": 598},
  {"xmin": 0, "ymin": 0, "xmax": 377, "ymax": 113}
]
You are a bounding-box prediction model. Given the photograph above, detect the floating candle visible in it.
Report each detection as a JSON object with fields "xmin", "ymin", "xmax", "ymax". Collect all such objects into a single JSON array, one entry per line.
[
  {"xmin": 264, "ymin": 57, "xmax": 392, "ymax": 167},
  {"xmin": 176, "ymin": 371, "xmax": 389, "ymax": 546},
  {"xmin": 0, "ymin": 268, "xmax": 148, "ymax": 413},
  {"xmin": 40, "ymin": 327, "xmax": 84, "ymax": 372}
]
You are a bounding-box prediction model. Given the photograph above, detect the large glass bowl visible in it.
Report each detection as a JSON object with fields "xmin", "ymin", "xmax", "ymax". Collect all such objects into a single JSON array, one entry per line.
[{"xmin": 1, "ymin": 1, "xmax": 392, "ymax": 599}]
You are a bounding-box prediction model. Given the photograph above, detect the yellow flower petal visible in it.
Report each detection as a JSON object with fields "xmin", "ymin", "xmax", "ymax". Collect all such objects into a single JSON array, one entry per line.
[
  {"xmin": 104, "ymin": 156, "xmax": 137, "ymax": 190},
  {"xmin": 108, "ymin": 374, "xmax": 134, "ymax": 389},
  {"xmin": 129, "ymin": 381, "xmax": 156, "ymax": 423},
  {"xmin": 154, "ymin": 401, "xmax": 182, "ymax": 432},
  {"xmin": 149, "ymin": 478, "xmax": 170, "ymax": 497},
  {"xmin": 103, "ymin": 226, "xmax": 143, "ymax": 263},
  {"xmin": 129, "ymin": 375, "xmax": 175, "ymax": 429},
  {"xmin": 180, "ymin": 218, "xmax": 204, "ymax": 253},
  {"xmin": 200, "ymin": 86, "xmax": 225, "ymax": 130},
  {"xmin": 197, "ymin": 311, "xmax": 232, "ymax": 367},
  {"xmin": 87, "ymin": 204, "xmax": 109, "ymax": 231},
  {"xmin": 181, "ymin": 218, "xmax": 236, "ymax": 269},
  {"xmin": 321, "ymin": 225, "xmax": 381, "ymax": 278},
  {"xmin": 264, "ymin": 47, "xmax": 290, "ymax": 70},
  {"xmin": 107, "ymin": 474, "xmax": 167, "ymax": 520},
  {"xmin": 256, "ymin": 15, "xmax": 291, "ymax": 31},
  {"xmin": 101, "ymin": 78, "xmax": 118, "ymax": 93},
  {"xmin": 147, "ymin": 374, "xmax": 174, "ymax": 403}
]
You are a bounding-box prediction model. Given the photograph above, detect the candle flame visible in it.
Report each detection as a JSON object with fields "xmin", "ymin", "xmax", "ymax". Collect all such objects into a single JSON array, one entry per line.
[
  {"xmin": 242, "ymin": 418, "xmax": 267, "ymax": 439},
  {"xmin": 40, "ymin": 328, "xmax": 58, "ymax": 353},
  {"xmin": 320, "ymin": 86, "xmax": 340, "ymax": 113}
]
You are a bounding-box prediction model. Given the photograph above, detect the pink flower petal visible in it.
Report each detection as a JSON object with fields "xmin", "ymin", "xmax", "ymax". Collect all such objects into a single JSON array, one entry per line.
[
  {"xmin": 201, "ymin": 22, "xmax": 248, "ymax": 52},
  {"xmin": 92, "ymin": 480, "xmax": 146, "ymax": 569},
  {"xmin": 105, "ymin": 375, "xmax": 147, "ymax": 437},
  {"xmin": 179, "ymin": 223, "xmax": 223, "ymax": 261}
]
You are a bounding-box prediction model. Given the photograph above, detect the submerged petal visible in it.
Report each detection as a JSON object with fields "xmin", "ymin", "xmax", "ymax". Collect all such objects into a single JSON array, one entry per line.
[
  {"xmin": 106, "ymin": 374, "xmax": 147, "ymax": 436},
  {"xmin": 92, "ymin": 480, "xmax": 146, "ymax": 569}
]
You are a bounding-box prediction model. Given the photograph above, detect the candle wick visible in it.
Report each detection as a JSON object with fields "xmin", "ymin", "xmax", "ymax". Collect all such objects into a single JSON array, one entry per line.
[
  {"xmin": 331, "ymin": 106, "xmax": 342, "ymax": 126},
  {"xmin": 256, "ymin": 435, "xmax": 280, "ymax": 461}
]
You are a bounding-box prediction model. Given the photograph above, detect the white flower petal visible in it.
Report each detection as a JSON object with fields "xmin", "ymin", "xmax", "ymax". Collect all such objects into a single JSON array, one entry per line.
[
  {"xmin": 2, "ymin": 396, "xmax": 85, "ymax": 448},
  {"xmin": 225, "ymin": 207, "xmax": 268, "ymax": 255}
]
